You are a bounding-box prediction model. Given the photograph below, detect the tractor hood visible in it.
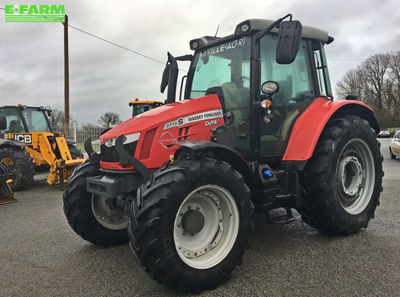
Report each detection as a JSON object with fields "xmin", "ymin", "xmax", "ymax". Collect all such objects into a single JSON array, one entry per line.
[{"xmin": 100, "ymin": 94, "xmax": 223, "ymax": 144}]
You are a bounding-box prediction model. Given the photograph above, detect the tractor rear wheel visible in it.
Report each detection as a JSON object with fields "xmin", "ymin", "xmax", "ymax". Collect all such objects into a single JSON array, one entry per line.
[
  {"xmin": 128, "ymin": 158, "xmax": 252, "ymax": 292},
  {"xmin": 301, "ymin": 116, "xmax": 383, "ymax": 235},
  {"xmin": 0, "ymin": 147, "xmax": 34, "ymax": 191},
  {"xmin": 63, "ymin": 160, "xmax": 129, "ymax": 246}
]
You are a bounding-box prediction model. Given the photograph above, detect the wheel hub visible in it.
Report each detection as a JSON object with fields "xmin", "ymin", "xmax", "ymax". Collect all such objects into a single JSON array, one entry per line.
[
  {"xmin": 91, "ymin": 194, "xmax": 129, "ymax": 230},
  {"xmin": 335, "ymin": 138, "xmax": 375, "ymax": 215},
  {"xmin": 338, "ymin": 156, "xmax": 363, "ymax": 196},
  {"xmin": 181, "ymin": 209, "xmax": 205, "ymax": 235},
  {"xmin": 173, "ymin": 185, "xmax": 239, "ymax": 269}
]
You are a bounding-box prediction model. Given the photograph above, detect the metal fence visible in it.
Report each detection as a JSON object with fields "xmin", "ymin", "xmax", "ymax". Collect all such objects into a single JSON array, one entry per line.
[{"xmin": 51, "ymin": 123, "xmax": 103, "ymax": 152}]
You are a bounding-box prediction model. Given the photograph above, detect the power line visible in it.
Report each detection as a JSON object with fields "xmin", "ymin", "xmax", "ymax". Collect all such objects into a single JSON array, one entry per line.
[
  {"xmin": 67, "ymin": 24, "xmax": 165, "ymax": 65},
  {"xmin": 0, "ymin": 7, "xmax": 367, "ymax": 63},
  {"xmin": 0, "ymin": 7, "xmax": 165, "ymax": 65}
]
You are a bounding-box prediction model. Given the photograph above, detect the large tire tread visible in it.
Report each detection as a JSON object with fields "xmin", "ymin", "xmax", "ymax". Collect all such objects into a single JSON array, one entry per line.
[
  {"xmin": 300, "ymin": 116, "xmax": 383, "ymax": 235},
  {"xmin": 63, "ymin": 160, "xmax": 129, "ymax": 246},
  {"xmin": 128, "ymin": 157, "xmax": 252, "ymax": 292},
  {"xmin": 0, "ymin": 147, "xmax": 34, "ymax": 191}
]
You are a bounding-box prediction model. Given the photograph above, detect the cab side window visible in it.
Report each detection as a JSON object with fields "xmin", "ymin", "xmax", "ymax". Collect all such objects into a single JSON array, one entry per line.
[
  {"xmin": 0, "ymin": 107, "xmax": 25, "ymax": 133},
  {"xmin": 312, "ymin": 41, "xmax": 332, "ymax": 97}
]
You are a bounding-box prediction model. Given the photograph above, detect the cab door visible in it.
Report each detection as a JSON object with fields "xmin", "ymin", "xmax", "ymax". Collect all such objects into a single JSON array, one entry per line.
[{"xmin": 258, "ymin": 35, "xmax": 316, "ymax": 157}]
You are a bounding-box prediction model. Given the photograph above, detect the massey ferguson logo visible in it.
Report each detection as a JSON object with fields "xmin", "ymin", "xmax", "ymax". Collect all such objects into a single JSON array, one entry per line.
[
  {"xmin": 11, "ymin": 134, "xmax": 32, "ymax": 144},
  {"xmin": 163, "ymin": 109, "xmax": 223, "ymax": 130}
]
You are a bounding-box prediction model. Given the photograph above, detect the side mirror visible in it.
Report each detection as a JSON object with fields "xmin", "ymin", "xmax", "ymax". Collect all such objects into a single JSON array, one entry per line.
[
  {"xmin": 276, "ymin": 20, "xmax": 302, "ymax": 64},
  {"xmin": 160, "ymin": 63, "xmax": 171, "ymax": 93},
  {"xmin": 0, "ymin": 114, "xmax": 6, "ymax": 130},
  {"xmin": 261, "ymin": 81, "xmax": 279, "ymax": 98}
]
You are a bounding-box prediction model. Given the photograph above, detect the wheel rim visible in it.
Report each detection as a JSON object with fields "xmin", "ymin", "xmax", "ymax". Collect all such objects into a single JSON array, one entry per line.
[
  {"xmin": 173, "ymin": 184, "xmax": 239, "ymax": 270},
  {"xmin": 91, "ymin": 194, "xmax": 129, "ymax": 230},
  {"xmin": 1, "ymin": 157, "xmax": 14, "ymax": 167},
  {"xmin": 335, "ymin": 138, "xmax": 375, "ymax": 215}
]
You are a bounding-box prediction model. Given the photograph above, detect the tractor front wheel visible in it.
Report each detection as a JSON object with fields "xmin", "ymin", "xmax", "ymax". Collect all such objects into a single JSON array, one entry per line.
[
  {"xmin": 301, "ymin": 116, "xmax": 383, "ymax": 235},
  {"xmin": 63, "ymin": 160, "xmax": 129, "ymax": 246},
  {"xmin": 128, "ymin": 158, "xmax": 252, "ymax": 292},
  {"xmin": 0, "ymin": 147, "xmax": 34, "ymax": 191}
]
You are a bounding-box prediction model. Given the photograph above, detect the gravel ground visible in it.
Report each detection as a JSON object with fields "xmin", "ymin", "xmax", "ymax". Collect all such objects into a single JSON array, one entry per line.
[{"xmin": 0, "ymin": 138, "xmax": 399, "ymax": 297}]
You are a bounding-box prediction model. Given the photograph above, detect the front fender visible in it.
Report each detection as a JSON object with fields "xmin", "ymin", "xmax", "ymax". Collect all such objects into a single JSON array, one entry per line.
[
  {"xmin": 282, "ymin": 97, "xmax": 378, "ymax": 163},
  {"xmin": 175, "ymin": 140, "xmax": 256, "ymax": 192}
]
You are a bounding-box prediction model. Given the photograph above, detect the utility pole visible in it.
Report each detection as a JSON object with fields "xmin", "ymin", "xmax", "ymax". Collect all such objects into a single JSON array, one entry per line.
[{"xmin": 63, "ymin": 15, "xmax": 70, "ymax": 137}]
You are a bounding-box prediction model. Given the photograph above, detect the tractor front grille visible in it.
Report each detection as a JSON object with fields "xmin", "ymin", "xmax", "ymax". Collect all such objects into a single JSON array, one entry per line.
[{"xmin": 100, "ymin": 142, "xmax": 137, "ymax": 162}]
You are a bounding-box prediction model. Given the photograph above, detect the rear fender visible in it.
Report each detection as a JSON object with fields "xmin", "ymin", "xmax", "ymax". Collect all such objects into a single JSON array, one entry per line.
[{"xmin": 282, "ymin": 97, "xmax": 379, "ymax": 169}]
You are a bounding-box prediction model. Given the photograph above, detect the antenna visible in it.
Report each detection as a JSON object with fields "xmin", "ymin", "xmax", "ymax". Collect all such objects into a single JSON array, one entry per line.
[{"xmin": 214, "ymin": 25, "xmax": 220, "ymax": 37}]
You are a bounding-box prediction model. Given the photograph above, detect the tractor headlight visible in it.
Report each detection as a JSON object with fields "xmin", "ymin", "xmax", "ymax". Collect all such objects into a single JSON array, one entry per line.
[
  {"xmin": 123, "ymin": 132, "xmax": 140, "ymax": 145},
  {"xmin": 105, "ymin": 138, "xmax": 114, "ymax": 147},
  {"xmin": 104, "ymin": 132, "xmax": 140, "ymax": 148}
]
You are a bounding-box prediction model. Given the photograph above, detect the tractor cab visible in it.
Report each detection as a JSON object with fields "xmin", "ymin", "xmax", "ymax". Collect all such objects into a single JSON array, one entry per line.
[
  {"xmin": 128, "ymin": 99, "xmax": 164, "ymax": 117},
  {"xmin": 0, "ymin": 105, "xmax": 52, "ymax": 135},
  {"xmin": 163, "ymin": 17, "xmax": 334, "ymax": 160}
]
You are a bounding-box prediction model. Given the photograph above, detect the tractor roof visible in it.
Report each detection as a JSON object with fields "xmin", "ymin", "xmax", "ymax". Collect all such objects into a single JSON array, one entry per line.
[
  {"xmin": 190, "ymin": 18, "xmax": 333, "ymax": 50},
  {"xmin": 128, "ymin": 100, "xmax": 164, "ymax": 106}
]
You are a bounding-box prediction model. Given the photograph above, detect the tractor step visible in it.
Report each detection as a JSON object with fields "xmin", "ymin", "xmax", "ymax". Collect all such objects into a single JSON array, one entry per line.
[{"xmin": 266, "ymin": 208, "xmax": 295, "ymax": 225}]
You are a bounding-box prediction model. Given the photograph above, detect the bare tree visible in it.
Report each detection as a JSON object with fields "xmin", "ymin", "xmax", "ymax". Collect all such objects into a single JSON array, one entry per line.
[
  {"xmin": 98, "ymin": 112, "xmax": 121, "ymax": 128},
  {"xmin": 336, "ymin": 52, "xmax": 400, "ymax": 128}
]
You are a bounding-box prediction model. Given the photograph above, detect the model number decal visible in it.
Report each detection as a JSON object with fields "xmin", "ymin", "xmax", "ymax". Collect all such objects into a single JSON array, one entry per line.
[
  {"xmin": 163, "ymin": 109, "xmax": 223, "ymax": 130},
  {"xmin": 11, "ymin": 134, "xmax": 32, "ymax": 143},
  {"xmin": 205, "ymin": 120, "xmax": 219, "ymax": 127}
]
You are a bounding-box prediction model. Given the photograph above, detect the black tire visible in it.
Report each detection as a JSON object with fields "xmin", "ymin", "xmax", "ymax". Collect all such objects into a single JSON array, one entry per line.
[
  {"xmin": 0, "ymin": 147, "xmax": 34, "ymax": 191},
  {"xmin": 300, "ymin": 116, "xmax": 383, "ymax": 235},
  {"xmin": 128, "ymin": 158, "xmax": 252, "ymax": 292},
  {"xmin": 63, "ymin": 160, "xmax": 129, "ymax": 246},
  {"xmin": 68, "ymin": 144, "xmax": 84, "ymax": 159},
  {"xmin": 390, "ymin": 147, "xmax": 396, "ymax": 159}
]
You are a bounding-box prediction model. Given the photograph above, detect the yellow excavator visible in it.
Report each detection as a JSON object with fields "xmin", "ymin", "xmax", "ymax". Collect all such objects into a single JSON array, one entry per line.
[
  {"xmin": 0, "ymin": 105, "xmax": 85, "ymax": 190},
  {"xmin": 129, "ymin": 98, "xmax": 164, "ymax": 117}
]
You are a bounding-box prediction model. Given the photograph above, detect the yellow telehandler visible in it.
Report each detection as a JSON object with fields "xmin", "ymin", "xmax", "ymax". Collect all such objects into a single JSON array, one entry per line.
[
  {"xmin": 0, "ymin": 105, "xmax": 85, "ymax": 190},
  {"xmin": 129, "ymin": 98, "xmax": 164, "ymax": 117}
]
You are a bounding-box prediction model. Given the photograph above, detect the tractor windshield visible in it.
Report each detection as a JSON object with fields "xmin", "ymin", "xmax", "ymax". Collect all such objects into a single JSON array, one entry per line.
[
  {"xmin": 189, "ymin": 36, "xmax": 251, "ymax": 99},
  {"xmin": 188, "ymin": 36, "xmax": 252, "ymax": 151},
  {"xmin": 21, "ymin": 107, "xmax": 51, "ymax": 132}
]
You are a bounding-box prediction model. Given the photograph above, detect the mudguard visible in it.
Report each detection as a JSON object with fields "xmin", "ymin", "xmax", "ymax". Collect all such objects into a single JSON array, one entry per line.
[
  {"xmin": 175, "ymin": 140, "xmax": 256, "ymax": 191},
  {"xmin": 282, "ymin": 97, "xmax": 379, "ymax": 166}
]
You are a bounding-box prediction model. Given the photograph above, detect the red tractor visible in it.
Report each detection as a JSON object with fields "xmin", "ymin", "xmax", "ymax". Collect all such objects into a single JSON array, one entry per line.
[{"xmin": 63, "ymin": 15, "xmax": 383, "ymax": 292}]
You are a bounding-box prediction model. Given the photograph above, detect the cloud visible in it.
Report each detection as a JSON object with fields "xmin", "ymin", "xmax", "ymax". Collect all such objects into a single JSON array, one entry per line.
[{"xmin": 0, "ymin": 0, "xmax": 399, "ymax": 124}]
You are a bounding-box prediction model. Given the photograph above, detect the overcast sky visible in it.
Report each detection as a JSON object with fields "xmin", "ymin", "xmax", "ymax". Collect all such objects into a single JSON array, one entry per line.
[{"xmin": 1, "ymin": 0, "xmax": 399, "ymax": 125}]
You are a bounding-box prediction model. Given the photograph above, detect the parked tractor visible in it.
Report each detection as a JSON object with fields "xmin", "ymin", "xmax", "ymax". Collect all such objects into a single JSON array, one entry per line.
[
  {"xmin": 129, "ymin": 99, "xmax": 164, "ymax": 117},
  {"xmin": 0, "ymin": 105, "xmax": 84, "ymax": 190},
  {"xmin": 64, "ymin": 15, "xmax": 383, "ymax": 292}
]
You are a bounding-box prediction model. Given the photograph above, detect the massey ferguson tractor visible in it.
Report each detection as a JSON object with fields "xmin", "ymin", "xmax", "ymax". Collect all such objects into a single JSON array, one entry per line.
[{"xmin": 63, "ymin": 15, "xmax": 383, "ymax": 292}]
